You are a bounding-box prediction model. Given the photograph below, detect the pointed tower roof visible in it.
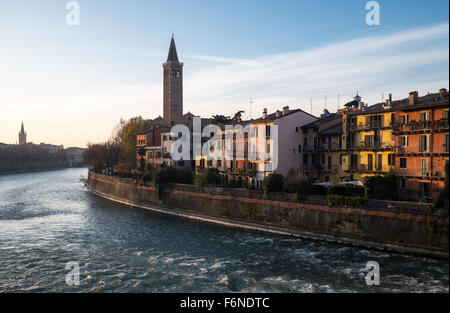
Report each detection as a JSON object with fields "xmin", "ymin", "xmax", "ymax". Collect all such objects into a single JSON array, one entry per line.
[
  {"xmin": 20, "ymin": 121, "xmax": 25, "ymax": 133},
  {"xmin": 167, "ymin": 36, "xmax": 179, "ymax": 62}
]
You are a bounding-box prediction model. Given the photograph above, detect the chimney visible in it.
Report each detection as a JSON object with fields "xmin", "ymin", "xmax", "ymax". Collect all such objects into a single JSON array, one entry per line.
[
  {"xmin": 282, "ymin": 106, "xmax": 289, "ymax": 115},
  {"xmin": 439, "ymin": 88, "xmax": 447, "ymax": 94},
  {"xmin": 383, "ymin": 93, "xmax": 392, "ymax": 109},
  {"xmin": 409, "ymin": 91, "xmax": 418, "ymax": 105},
  {"xmin": 275, "ymin": 110, "xmax": 281, "ymax": 118},
  {"xmin": 262, "ymin": 108, "xmax": 268, "ymax": 119}
]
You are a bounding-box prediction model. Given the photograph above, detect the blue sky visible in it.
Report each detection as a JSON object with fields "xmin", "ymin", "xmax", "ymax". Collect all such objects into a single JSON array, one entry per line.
[{"xmin": 0, "ymin": 0, "xmax": 448, "ymax": 147}]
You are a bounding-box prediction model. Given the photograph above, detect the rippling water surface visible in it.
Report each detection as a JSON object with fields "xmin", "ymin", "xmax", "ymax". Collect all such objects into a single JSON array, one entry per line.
[{"xmin": 0, "ymin": 168, "xmax": 448, "ymax": 292}]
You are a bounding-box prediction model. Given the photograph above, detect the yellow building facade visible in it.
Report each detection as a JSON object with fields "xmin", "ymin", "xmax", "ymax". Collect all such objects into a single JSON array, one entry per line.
[{"xmin": 342, "ymin": 105, "xmax": 396, "ymax": 181}]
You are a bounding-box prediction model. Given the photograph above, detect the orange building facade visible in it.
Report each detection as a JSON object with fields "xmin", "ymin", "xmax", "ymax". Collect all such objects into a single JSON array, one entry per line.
[{"xmin": 393, "ymin": 89, "xmax": 449, "ymax": 199}]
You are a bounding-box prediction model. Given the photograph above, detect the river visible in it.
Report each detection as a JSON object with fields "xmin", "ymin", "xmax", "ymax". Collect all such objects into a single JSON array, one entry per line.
[{"xmin": 0, "ymin": 168, "xmax": 448, "ymax": 292}]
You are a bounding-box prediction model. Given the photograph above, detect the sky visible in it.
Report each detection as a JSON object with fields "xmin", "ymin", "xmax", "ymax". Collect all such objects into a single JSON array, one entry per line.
[{"xmin": 0, "ymin": 0, "xmax": 448, "ymax": 148}]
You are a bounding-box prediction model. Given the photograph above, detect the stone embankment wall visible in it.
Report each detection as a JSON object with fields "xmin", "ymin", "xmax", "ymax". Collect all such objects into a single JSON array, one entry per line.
[{"xmin": 87, "ymin": 172, "xmax": 449, "ymax": 258}]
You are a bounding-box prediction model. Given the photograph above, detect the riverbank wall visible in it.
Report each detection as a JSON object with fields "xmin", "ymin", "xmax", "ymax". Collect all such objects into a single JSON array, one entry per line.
[{"xmin": 87, "ymin": 172, "xmax": 449, "ymax": 258}]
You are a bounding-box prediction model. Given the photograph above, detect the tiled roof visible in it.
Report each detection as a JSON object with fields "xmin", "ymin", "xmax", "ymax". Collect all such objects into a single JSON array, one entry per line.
[
  {"xmin": 347, "ymin": 90, "xmax": 449, "ymax": 115},
  {"xmin": 251, "ymin": 108, "xmax": 316, "ymax": 123},
  {"xmin": 320, "ymin": 123, "xmax": 343, "ymax": 135},
  {"xmin": 301, "ymin": 113, "xmax": 340, "ymax": 129}
]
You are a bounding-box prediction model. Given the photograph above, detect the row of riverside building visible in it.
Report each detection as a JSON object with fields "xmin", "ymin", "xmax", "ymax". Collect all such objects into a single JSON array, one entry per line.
[{"xmin": 134, "ymin": 36, "xmax": 449, "ymax": 200}]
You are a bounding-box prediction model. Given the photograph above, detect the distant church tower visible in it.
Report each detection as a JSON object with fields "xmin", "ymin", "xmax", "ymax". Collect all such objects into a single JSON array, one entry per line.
[
  {"xmin": 18, "ymin": 122, "xmax": 27, "ymax": 145},
  {"xmin": 163, "ymin": 36, "xmax": 183, "ymax": 124}
]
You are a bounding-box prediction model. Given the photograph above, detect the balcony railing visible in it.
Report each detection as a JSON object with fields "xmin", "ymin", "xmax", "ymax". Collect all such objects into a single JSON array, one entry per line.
[
  {"xmin": 397, "ymin": 168, "xmax": 444, "ymax": 179},
  {"xmin": 303, "ymin": 145, "xmax": 317, "ymax": 152},
  {"xmin": 346, "ymin": 121, "xmax": 389, "ymax": 131},
  {"xmin": 393, "ymin": 119, "xmax": 449, "ymax": 133},
  {"xmin": 396, "ymin": 144, "xmax": 449, "ymax": 155},
  {"xmin": 319, "ymin": 143, "xmax": 341, "ymax": 151}
]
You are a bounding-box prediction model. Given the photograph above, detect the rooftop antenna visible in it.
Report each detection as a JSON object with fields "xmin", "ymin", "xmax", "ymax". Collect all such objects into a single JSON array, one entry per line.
[
  {"xmin": 337, "ymin": 94, "xmax": 340, "ymax": 110},
  {"xmin": 382, "ymin": 92, "xmax": 384, "ymax": 102},
  {"xmin": 249, "ymin": 98, "xmax": 253, "ymax": 120},
  {"xmin": 324, "ymin": 95, "xmax": 327, "ymax": 110}
]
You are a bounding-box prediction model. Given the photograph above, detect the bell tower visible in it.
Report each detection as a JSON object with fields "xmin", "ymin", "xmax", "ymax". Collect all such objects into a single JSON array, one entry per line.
[
  {"xmin": 163, "ymin": 35, "xmax": 183, "ymax": 124},
  {"xmin": 18, "ymin": 122, "xmax": 27, "ymax": 145}
]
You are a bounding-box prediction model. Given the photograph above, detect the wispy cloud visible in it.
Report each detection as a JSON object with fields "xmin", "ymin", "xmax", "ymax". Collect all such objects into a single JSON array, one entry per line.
[{"xmin": 53, "ymin": 22, "xmax": 449, "ymax": 145}]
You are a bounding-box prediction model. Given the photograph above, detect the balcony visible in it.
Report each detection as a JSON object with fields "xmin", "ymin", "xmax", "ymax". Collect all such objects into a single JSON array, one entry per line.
[
  {"xmin": 322, "ymin": 165, "xmax": 339, "ymax": 174},
  {"xmin": 346, "ymin": 164, "xmax": 387, "ymax": 173},
  {"xmin": 393, "ymin": 119, "xmax": 449, "ymax": 134},
  {"xmin": 397, "ymin": 168, "xmax": 445, "ymax": 180},
  {"xmin": 395, "ymin": 144, "xmax": 449, "ymax": 156},
  {"xmin": 303, "ymin": 145, "xmax": 317, "ymax": 152},
  {"xmin": 302, "ymin": 164, "xmax": 320, "ymax": 172},
  {"xmin": 346, "ymin": 142, "xmax": 393, "ymax": 151},
  {"xmin": 319, "ymin": 142, "xmax": 342, "ymax": 151},
  {"xmin": 346, "ymin": 121, "xmax": 389, "ymax": 132}
]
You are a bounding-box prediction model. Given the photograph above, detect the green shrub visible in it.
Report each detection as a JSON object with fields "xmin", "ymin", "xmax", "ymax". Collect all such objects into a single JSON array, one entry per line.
[
  {"xmin": 328, "ymin": 185, "xmax": 365, "ymax": 197},
  {"xmin": 194, "ymin": 168, "xmax": 219, "ymax": 189},
  {"xmin": 142, "ymin": 174, "xmax": 152, "ymax": 182},
  {"xmin": 328, "ymin": 194, "xmax": 363, "ymax": 208},
  {"xmin": 263, "ymin": 172, "xmax": 284, "ymax": 193},
  {"xmin": 364, "ymin": 169, "xmax": 397, "ymax": 200},
  {"xmin": 284, "ymin": 169, "xmax": 304, "ymax": 193}
]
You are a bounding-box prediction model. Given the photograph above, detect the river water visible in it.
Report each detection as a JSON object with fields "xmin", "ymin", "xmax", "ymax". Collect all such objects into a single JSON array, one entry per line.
[{"xmin": 0, "ymin": 168, "xmax": 448, "ymax": 293}]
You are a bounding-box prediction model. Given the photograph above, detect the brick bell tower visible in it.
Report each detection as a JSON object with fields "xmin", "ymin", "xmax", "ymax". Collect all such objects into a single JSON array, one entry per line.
[{"xmin": 163, "ymin": 35, "xmax": 183, "ymax": 125}]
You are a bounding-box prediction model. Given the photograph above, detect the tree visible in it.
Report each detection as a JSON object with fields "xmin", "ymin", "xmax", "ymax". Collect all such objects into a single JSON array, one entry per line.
[
  {"xmin": 364, "ymin": 169, "xmax": 397, "ymax": 200},
  {"xmin": 120, "ymin": 116, "xmax": 152, "ymax": 165},
  {"xmin": 211, "ymin": 110, "xmax": 246, "ymax": 125},
  {"xmin": 232, "ymin": 110, "xmax": 245, "ymax": 122},
  {"xmin": 211, "ymin": 114, "xmax": 231, "ymax": 125},
  {"xmin": 263, "ymin": 172, "xmax": 284, "ymax": 194},
  {"xmin": 83, "ymin": 142, "xmax": 121, "ymax": 172},
  {"xmin": 138, "ymin": 147, "xmax": 146, "ymax": 172}
]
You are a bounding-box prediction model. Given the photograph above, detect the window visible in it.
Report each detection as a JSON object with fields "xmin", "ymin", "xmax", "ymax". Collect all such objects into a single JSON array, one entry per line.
[
  {"xmin": 303, "ymin": 154, "xmax": 308, "ymax": 165},
  {"xmin": 398, "ymin": 114, "xmax": 409, "ymax": 125},
  {"xmin": 328, "ymin": 156, "xmax": 332, "ymax": 170},
  {"xmin": 321, "ymin": 154, "xmax": 325, "ymax": 164},
  {"xmin": 265, "ymin": 125, "xmax": 271, "ymax": 138},
  {"xmin": 421, "ymin": 158, "xmax": 428, "ymax": 175},
  {"xmin": 400, "ymin": 158, "xmax": 407, "ymax": 168},
  {"xmin": 399, "ymin": 136, "xmax": 408, "ymax": 147},
  {"xmin": 419, "ymin": 182, "xmax": 430, "ymax": 198},
  {"xmin": 304, "ymin": 137, "xmax": 308, "ymax": 146},
  {"xmin": 295, "ymin": 127, "xmax": 299, "ymax": 133},
  {"xmin": 419, "ymin": 135, "xmax": 429, "ymax": 152},
  {"xmin": 445, "ymin": 134, "xmax": 449, "ymax": 153},
  {"xmin": 321, "ymin": 137, "xmax": 326, "ymax": 144},
  {"xmin": 388, "ymin": 154, "xmax": 394, "ymax": 166},
  {"xmin": 377, "ymin": 154, "xmax": 382, "ymax": 171},
  {"xmin": 443, "ymin": 110, "xmax": 449, "ymax": 119},
  {"xmin": 339, "ymin": 154, "xmax": 343, "ymax": 165},
  {"xmin": 419, "ymin": 112, "xmax": 430, "ymax": 122},
  {"xmin": 401, "ymin": 178, "xmax": 406, "ymax": 189},
  {"xmin": 298, "ymin": 145, "xmax": 301, "ymax": 153},
  {"xmin": 266, "ymin": 143, "xmax": 270, "ymax": 153}
]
